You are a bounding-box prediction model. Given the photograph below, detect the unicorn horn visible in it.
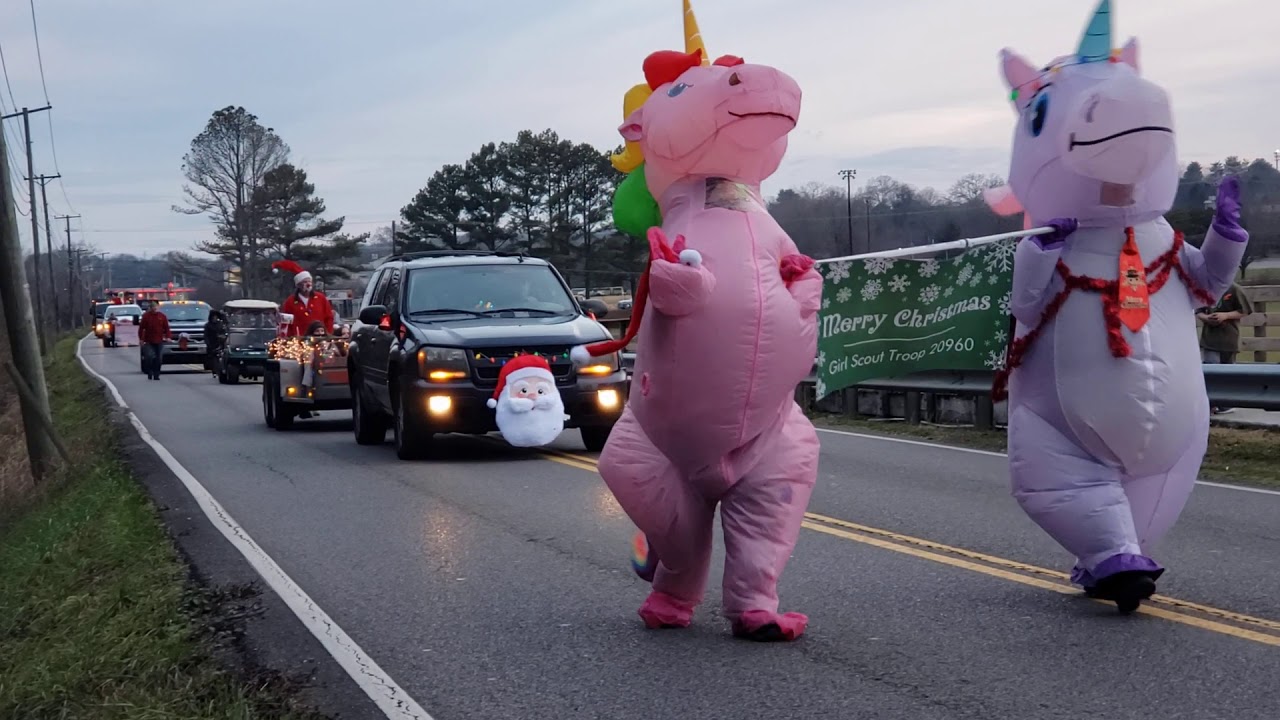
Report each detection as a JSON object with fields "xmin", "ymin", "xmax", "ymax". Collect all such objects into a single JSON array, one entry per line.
[
  {"xmin": 683, "ymin": 0, "xmax": 710, "ymax": 66},
  {"xmin": 1076, "ymin": 0, "xmax": 1113, "ymax": 62}
]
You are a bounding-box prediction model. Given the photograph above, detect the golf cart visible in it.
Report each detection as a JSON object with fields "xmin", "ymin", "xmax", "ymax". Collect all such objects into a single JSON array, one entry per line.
[
  {"xmin": 212, "ymin": 299, "xmax": 279, "ymax": 384},
  {"xmin": 262, "ymin": 330, "xmax": 353, "ymax": 430}
]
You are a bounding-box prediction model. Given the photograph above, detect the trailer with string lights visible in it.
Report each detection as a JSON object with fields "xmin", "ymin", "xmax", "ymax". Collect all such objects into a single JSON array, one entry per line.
[{"xmin": 261, "ymin": 334, "xmax": 353, "ymax": 430}]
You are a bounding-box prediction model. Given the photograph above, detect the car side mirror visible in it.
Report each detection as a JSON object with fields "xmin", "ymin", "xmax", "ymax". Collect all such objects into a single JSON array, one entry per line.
[{"xmin": 359, "ymin": 305, "xmax": 387, "ymax": 325}]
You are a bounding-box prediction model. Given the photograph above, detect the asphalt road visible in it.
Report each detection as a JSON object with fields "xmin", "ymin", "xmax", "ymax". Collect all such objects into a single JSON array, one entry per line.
[{"xmin": 81, "ymin": 338, "xmax": 1280, "ymax": 720}]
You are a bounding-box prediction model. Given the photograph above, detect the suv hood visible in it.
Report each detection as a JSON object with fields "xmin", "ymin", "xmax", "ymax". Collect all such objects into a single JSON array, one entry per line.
[{"xmin": 412, "ymin": 314, "xmax": 612, "ymax": 347}]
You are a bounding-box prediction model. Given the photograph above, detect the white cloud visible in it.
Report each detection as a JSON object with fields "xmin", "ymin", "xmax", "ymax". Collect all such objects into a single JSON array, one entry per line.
[{"xmin": 1, "ymin": 0, "xmax": 1276, "ymax": 256}]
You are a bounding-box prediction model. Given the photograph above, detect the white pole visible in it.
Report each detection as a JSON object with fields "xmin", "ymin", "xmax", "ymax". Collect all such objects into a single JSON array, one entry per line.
[{"xmin": 815, "ymin": 226, "xmax": 1056, "ymax": 265}]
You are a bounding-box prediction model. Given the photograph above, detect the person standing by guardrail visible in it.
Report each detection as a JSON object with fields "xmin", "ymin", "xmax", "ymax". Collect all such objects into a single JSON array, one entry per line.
[
  {"xmin": 138, "ymin": 300, "xmax": 171, "ymax": 380},
  {"xmin": 1197, "ymin": 283, "xmax": 1253, "ymax": 414}
]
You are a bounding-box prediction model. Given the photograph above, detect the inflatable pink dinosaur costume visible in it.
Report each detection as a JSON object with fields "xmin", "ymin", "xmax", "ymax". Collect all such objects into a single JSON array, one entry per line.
[
  {"xmin": 984, "ymin": 0, "xmax": 1249, "ymax": 614},
  {"xmin": 571, "ymin": 23, "xmax": 822, "ymax": 641}
]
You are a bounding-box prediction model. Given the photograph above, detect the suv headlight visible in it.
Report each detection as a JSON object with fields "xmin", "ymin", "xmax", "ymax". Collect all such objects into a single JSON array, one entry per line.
[
  {"xmin": 577, "ymin": 351, "xmax": 619, "ymax": 377},
  {"xmin": 417, "ymin": 346, "xmax": 469, "ymax": 381}
]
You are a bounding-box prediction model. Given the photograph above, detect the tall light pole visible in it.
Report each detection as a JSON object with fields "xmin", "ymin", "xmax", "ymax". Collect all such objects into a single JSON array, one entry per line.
[
  {"xmin": 838, "ymin": 169, "xmax": 856, "ymax": 256},
  {"xmin": 1273, "ymin": 149, "xmax": 1278, "ymax": 170}
]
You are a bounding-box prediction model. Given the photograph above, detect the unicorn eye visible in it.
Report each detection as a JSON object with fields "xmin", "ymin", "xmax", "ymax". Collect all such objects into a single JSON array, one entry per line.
[
  {"xmin": 667, "ymin": 82, "xmax": 690, "ymax": 98},
  {"xmin": 1027, "ymin": 91, "xmax": 1050, "ymax": 137}
]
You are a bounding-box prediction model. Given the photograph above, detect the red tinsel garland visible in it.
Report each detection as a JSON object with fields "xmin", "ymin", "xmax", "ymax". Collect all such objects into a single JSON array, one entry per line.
[{"xmin": 991, "ymin": 229, "xmax": 1215, "ymax": 402}]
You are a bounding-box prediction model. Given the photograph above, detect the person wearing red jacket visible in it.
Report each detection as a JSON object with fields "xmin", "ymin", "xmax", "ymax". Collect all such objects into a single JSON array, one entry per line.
[
  {"xmin": 138, "ymin": 300, "xmax": 171, "ymax": 380},
  {"xmin": 273, "ymin": 259, "xmax": 335, "ymax": 336}
]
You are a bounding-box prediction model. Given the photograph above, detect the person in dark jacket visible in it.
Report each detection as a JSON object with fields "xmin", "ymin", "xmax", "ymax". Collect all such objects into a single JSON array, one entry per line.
[{"xmin": 203, "ymin": 309, "xmax": 228, "ymax": 372}]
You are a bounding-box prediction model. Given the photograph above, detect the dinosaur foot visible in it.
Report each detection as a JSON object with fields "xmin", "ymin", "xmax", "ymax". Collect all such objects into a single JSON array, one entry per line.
[
  {"xmin": 731, "ymin": 610, "xmax": 808, "ymax": 642},
  {"xmin": 637, "ymin": 591, "xmax": 695, "ymax": 630}
]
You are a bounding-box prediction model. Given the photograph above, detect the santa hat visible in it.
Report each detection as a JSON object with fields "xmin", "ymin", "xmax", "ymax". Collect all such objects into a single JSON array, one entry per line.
[
  {"xmin": 487, "ymin": 354, "xmax": 555, "ymax": 409},
  {"xmin": 272, "ymin": 259, "xmax": 312, "ymax": 286}
]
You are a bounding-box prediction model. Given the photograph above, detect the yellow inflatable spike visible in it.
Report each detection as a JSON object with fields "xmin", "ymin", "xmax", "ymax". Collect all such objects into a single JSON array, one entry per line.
[
  {"xmin": 683, "ymin": 0, "xmax": 710, "ymax": 65},
  {"xmin": 610, "ymin": 83, "xmax": 653, "ymax": 173}
]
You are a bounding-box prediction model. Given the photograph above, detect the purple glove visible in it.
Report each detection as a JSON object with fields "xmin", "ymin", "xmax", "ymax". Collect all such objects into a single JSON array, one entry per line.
[
  {"xmin": 1212, "ymin": 175, "xmax": 1248, "ymax": 243},
  {"xmin": 1030, "ymin": 217, "xmax": 1078, "ymax": 250}
]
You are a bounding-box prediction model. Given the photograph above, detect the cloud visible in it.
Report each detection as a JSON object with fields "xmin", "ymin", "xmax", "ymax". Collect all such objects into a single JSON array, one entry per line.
[{"xmin": 1, "ymin": 0, "xmax": 1276, "ymax": 257}]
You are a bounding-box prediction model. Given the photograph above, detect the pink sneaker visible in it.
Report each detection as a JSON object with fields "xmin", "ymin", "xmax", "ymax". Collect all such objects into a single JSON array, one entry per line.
[{"xmin": 731, "ymin": 610, "xmax": 808, "ymax": 642}]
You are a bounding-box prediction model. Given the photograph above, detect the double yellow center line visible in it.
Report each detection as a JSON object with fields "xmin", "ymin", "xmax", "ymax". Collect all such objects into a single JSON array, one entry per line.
[{"xmin": 537, "ymin": 446, "xmax": 1280, "ymax": 648}]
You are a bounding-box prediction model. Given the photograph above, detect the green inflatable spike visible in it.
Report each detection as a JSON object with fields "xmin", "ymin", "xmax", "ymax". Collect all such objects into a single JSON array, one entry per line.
[{"xmin": 612, "ymin": 163, "xmax": 662, "ymax": 239}]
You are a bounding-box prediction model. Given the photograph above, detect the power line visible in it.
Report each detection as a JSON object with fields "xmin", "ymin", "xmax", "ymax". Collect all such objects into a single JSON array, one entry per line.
[
  {"xmin": 0, "ymin": 41, "xmax": 18, "ymax": 109},
  {"xmin": 27, "ymin": 0, "xmax": 51, "ymax": 104}
]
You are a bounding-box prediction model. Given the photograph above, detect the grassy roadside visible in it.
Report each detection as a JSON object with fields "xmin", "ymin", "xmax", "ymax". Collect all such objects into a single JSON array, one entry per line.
[
  {"xmin": 0, "ymin": 336, "xmax": 323, "ymax": 719},
  {"xmin": 811, "ymin": 413, "xmax": 1280, "ymax": 491}
]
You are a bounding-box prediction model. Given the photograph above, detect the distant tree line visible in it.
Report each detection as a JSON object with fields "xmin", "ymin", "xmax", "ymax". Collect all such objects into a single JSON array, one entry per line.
[
  {"xmin": 167, "ymin": 107, "xmax": 1280, "ymax": 302},
  {"xmin": 397, "ymin": 130, "xmax": 1280, "ymax": 294}
]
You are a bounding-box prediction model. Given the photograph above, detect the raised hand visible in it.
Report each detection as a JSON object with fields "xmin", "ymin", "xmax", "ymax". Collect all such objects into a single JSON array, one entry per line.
[{"xmin": 1214, "ymin": 175, "xmax": 1242, "ymax": 227}]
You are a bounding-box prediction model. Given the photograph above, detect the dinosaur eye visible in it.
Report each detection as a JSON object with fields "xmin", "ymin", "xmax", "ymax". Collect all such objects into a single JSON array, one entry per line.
[
  {"xmin": 1027, "ymin": 91, "xmax": 1050, "ymax": 137},
  {"xmin": 667, "ymin": 82, "xmax": 689, "ymax": 98}
]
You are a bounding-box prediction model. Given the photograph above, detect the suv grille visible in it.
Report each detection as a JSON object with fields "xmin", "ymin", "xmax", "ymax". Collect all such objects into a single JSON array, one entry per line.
[{"xmin": 468, "ymin": 345, "xmax": 576, "ymax": 388}]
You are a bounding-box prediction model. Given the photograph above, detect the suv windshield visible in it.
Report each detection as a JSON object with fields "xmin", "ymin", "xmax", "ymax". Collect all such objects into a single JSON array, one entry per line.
[
  {"xmin": 405, "ymin": 263, "xmax": 577, "ymax": 317},
  {"xmin": 158, "ymin": 303, "xmax": 210, "ymax": 322}
]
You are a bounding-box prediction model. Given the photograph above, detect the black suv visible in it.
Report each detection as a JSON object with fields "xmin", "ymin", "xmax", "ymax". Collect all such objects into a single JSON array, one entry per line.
[{"xmin": 347, "ymin": 250, "xmax": 630, "ymax": 459}]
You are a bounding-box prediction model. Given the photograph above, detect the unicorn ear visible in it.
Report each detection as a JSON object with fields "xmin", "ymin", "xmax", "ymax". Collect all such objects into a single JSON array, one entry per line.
[
  {"xmin": 1000, "ymin": 48, "xmax": 1039, "ymax": 107},
  {"xmin": 618, "ymin": 107, "xmax": 645, "ymax": 142},
  {"xmin": 1118, "ymin": 37, "xmax": 1139, "ymax": 70}
]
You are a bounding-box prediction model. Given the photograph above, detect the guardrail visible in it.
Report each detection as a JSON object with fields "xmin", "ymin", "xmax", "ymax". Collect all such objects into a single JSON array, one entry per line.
[{"xmin": 618, "ymin": 353, "xmax": 1280, "ymax": 427}]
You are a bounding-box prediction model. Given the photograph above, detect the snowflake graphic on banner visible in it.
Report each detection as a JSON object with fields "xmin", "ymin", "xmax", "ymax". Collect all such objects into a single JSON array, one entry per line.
[
  {"xmin": 836, "ymin": 287, "xmax": 852, "ymax": 304},
  {"xmin": 864, "ymin": 257, "xmax": 895, "ymax": 276},
  {"xmin": 824, "ymin": 260, "xmax": 852, "ymax": 285},
  {"xmin": 998, "ymin": 291, "xmax": 1012, "ymax": 315},
  {"xmin": 822, "ymin": 296, "xmax": 831, "ymax": 310},
  {"xmin": 919, "ymin": 259, "xmax": 940, "ymax": 278},
  {"xmin": 861, "ymin": 279, "xmax": 882, "ymax": 301},
  {"xmin": 980, "ymin": 240, "xmax": 1016, "ymax": 274},
  {"xmin": 984, "ymin": 348, "xmax": 1007, "ymax": 370},
  {"xmin": 888, "ymin": 274, "xmax": 911, "ymax": 293},
  {"xmin": 919, "ymin": 284, "xmax": 940, "ymax": 304}
]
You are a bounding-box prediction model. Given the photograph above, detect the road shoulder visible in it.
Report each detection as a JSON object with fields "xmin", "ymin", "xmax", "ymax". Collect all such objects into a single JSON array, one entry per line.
[{"xmin": 83, "ymin": 339, "xmax": 384, "ymax": 719}]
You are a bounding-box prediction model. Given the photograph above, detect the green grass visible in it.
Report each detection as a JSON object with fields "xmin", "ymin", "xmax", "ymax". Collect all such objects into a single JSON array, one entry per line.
[
  {"xmin": 0, "ymin": 335, "xmax": 324, "ymax": 719},
  {"xmin": 811, "ymin": 414, "xmax": 1280, "ymax": 491}
]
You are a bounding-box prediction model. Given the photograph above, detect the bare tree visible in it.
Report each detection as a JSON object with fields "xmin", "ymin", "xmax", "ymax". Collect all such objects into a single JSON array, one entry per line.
[{"xmin": 172, "ymin": 106, "xmax": 289, "ymax": 297}]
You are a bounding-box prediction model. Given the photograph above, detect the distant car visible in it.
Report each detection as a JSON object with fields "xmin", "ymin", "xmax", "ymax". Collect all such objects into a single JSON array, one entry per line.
[
  {"xmin": 346, "ymin": 250, "xmax": 629, "ymax": 459},
  {"xmin": 154, "ymin": 300, "xmax": 211, "ymax": 371},
  {"xmin": 101, "ymin": 304, "xmax": 143, "ymax": 347}
]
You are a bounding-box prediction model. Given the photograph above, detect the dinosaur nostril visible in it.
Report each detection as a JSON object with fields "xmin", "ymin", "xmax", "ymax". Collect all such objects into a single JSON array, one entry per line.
[{"xmin": 728, "ymin": 72, "xmax": 741, "ymax": 87}]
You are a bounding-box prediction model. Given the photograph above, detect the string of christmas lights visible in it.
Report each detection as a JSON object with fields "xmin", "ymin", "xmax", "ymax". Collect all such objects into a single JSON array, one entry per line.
[{"xmin": 472, "ymin": 349, "xmax": 572, "ymax": 365}]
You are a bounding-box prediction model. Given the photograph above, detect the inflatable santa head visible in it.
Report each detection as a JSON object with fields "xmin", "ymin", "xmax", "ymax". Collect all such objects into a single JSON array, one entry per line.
[{"xmin": 487, "ymin": 354, "xmax": 569, "ymax": 447}]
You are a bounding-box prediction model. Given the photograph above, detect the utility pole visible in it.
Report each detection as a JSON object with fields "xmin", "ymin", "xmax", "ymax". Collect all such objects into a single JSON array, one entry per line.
[
  {"xmin": 56, "ymin": 214, "xmax": 81, "ymax": 327},
  {"xmin": 865, "ymin": 197, "xmax": 873, "ymax": 253},
  {"xmin": 3, "ymin": 106, "xmax": 53, "ymax": 353},
  {"xmin": 32, "ymin": 174, "xmax": 61, "ymax": 331},
  {"xmin": 0, "ymin": 111, "xmax": 56, "ymax": 482},
  {"xmin": 391, "ymin": 219, "xmax": 398, "ymax": 256},
  {"xmin": 838, "ymin": 169, "xmax": 856, "ymax": 256}
]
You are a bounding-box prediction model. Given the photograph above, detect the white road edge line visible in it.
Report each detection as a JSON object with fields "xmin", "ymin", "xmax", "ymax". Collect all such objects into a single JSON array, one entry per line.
[
  {"xmin": 75, "ymin": 337, "xmax": 434, "ymax": 720},
  {"xmin": 814, "ymin": 426, "xmax": 1280, "ymax": 497}
]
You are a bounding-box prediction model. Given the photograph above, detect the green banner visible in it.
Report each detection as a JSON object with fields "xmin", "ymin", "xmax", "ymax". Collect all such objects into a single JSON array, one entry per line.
[{"xmin": 814, "ymin": 239, "xmax": 1016, "ymax": 399}]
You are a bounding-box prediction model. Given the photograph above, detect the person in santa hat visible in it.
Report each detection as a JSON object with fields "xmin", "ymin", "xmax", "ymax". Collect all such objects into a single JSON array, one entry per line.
[
  {"xmin": 486, "ymin": 354, "xmax": 570, "ymax": 447},
  {"xmin": 274, "ymin": 259, "xmax": 335, "ymax": 337}
]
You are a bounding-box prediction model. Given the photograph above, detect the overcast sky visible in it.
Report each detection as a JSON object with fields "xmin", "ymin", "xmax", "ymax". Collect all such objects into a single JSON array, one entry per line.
[{"xmin": 1, "ymin": 0, "xmax": 1276, "ymax": 257}]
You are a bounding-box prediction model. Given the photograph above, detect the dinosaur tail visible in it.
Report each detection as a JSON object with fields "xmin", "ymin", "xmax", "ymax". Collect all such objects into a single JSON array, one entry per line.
[{"xmin": 571, "ymin": 260, "xmax": 650, "ymax": 365}]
